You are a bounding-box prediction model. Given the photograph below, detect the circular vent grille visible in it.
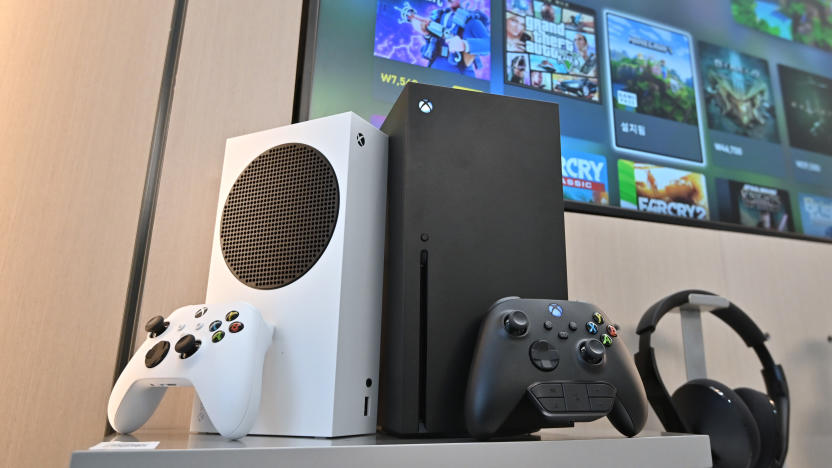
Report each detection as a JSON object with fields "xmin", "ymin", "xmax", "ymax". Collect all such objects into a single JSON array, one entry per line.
[{"xmin": 220, "ymin": 143, "xmax": 339, "ymax": 289}]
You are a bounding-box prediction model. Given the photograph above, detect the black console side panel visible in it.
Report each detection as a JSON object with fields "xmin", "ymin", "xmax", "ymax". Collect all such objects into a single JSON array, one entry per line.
[{"xmin": 381, "ymin": 83, "xmax": 568, "ymax": 435}]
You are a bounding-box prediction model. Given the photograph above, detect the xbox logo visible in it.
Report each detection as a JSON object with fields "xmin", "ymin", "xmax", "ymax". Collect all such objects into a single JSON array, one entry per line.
[
  {"xmin": 418, "ymin": 98, "xmax": 433, "ymax": 113},
  {"xmin": 356, "ymin": 133, "xmax": 365, "ymax": 147}
]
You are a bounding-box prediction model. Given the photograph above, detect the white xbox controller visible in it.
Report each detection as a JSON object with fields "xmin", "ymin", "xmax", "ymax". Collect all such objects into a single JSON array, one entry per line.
[{"xmin": 108, "ymin": 302, "xmax": 274, "ymax": 439}]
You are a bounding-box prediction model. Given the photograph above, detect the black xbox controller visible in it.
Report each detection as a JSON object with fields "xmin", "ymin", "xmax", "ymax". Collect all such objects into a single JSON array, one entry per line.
[{"xmin": 465, "ymin": 297, "xmax": 648, "ymax": 439}]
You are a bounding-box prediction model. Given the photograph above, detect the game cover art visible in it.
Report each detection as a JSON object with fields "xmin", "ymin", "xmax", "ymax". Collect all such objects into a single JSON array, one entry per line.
[
  {"xmin": 505, "ymin": 0, "xmax": 599, "ymax": 102},
  {"xmin": 731, "ymin": 0, "xmax": 832, "ymax": 51},
  {"xmin": 562, "ymin": 151, "xmax": 609, "ymax": 204},
  {"xmin": 618, "ymin": 160, "xmax": 709, "ymax": 219},
  {"xmin": 699, "ymin": 42, "xmax": 779, "ymax": 142},
  {"xmin": 373, "ymin": 0, "xmax": 491, "ymax": 80},
  {"xmin": 779, "ymin": 65, "xmax": 832, "ymax": 156},
  {"xmin": 607, "ymin": 13, "xmax": 697, "ymax": 125},
  {"xmin": 798, "ymin": 193, "xmax": 832, "ymax": 238},
  {"xmin": 716, "ymin": 179, "xmax": 793, "ymax": 231}
]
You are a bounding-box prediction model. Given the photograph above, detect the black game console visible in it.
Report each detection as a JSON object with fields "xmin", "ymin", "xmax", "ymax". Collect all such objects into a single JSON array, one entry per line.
[{"xmin": 379, "ymin": 83, "xmax": 569, "ymax": 436}]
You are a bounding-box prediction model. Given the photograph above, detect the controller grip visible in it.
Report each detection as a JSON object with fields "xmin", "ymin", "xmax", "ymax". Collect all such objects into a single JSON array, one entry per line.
[
  {"xmin": 607, "ymin": 381, "xmax": 648, "ymax": 437},
  {"xmin": 108, "ymin": 380, "xmax": 167, "ymax": 434}
]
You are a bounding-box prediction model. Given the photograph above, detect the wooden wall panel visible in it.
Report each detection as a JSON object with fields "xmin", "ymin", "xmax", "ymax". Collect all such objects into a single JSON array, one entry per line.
[
  {"xmin": 0, "ymin": 1, "xmax": 173, "ymax": 467},
  {"xmin": 136, "ymin": 0, "xmax": 304, "ymax": 430}
]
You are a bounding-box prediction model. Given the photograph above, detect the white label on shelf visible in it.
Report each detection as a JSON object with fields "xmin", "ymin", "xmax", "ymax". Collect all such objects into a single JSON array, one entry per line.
[{"xmin": 89, "ymin": 441, "xmax": 160, "ymax": 450}]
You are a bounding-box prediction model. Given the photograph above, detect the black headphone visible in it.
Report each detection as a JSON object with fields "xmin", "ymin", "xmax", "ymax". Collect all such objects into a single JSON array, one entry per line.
[{"xmin": 634, "ymin": 290, "xmax": 789, "ymax": 468}]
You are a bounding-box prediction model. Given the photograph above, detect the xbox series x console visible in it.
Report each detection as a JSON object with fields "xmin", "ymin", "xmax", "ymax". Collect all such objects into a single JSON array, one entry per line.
[
  {"xmin": 192, "ymin": 112, "xmax": 388, "ymax": 437},
  {"xmin": 380, "ymin": 83, "xmax": 568, "ymax": 435}
]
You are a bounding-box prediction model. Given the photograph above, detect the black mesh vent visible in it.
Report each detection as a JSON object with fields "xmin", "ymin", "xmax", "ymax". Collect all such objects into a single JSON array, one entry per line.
[{"xmin": 220, "ymin": 143, "xmax": 339, "ymax": 289}]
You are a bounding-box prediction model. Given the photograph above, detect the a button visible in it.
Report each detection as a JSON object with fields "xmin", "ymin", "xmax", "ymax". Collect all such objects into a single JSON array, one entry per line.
[
  {"xmin": 558, "ymin": 331, "xmax": 568, "ymax": 339},
  {"xmin": 209, "ymin": 320, "xmax": 222, "ymax": 332},
  {"xmin": 177, "ymin": 323, "xmax": 186, "ymax": 332},
  {"xmin": 592, "ymin": 312, "xmax": 604, "ymax": 324},
  {"xmin": 539, "ymin": 397, "xmax": 567, "ymax": 412},
  {"xmin": 194, "ymin": 322, "xmax": 204, "ymax": 330},
  {"xmin": 144, "ymin": 341, "xmax": 170, "ymax": 368},
  {"xmin": 564, "ymin": 384, "xmax": 590, "ymax": 411},
  {"xmin": 211, "ymin": 331, "xmax": 225, "ymax": 343},
  {"xmin": 229, "ymin": 322, "xmax": 244, "ymax": 333},
  {"xmin": 548, "ymin": 303, "xmax": 563, "ymax": 317},
  {"xmin": 590, "ymin": 397, "xmax": 614, "ymax": 412},
  {"xmin": 530, "ymin": 383, "xmax": 564, "ymax": 398},
  {"xmin": 195, "ymin": 307, "xmax": 207, "ymax": 318},
  {"xmin": 585, "ymin": 322, "xmax": 598, "ymax": 334},
  {"xmin": 607, "ymin": 325, "xmax": 618, "ymax": 337},
  {"xmin": 529, "ymin": 340, "xmax": 560, "ymax": 371},
  {"xmin": 601, "ymin": 334, "xmax": 613, "ymax": 347},
  {"xmin": 587, "ymin": 383, "xmax": 616, "ymax": 398},
  {"xmin": 544, "ymin": 320, "xmax": 553, "ymax": 330},
  {"xmin": 175, "ymin": 334, "xmax": 200, "ymax": 358},
  {"xmin": 225, "ymin": 310, "xmax": 239, "ymax": 321},
  {"xmin": 145, "ymin": 315, "xmax": 168, "ymax": 337},
  {"xmin": 568, "ymin": 321, "xmax": 578, "ymax": 331}
]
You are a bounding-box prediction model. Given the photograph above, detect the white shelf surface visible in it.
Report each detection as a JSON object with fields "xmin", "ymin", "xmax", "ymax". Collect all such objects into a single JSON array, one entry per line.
[{"xmin": 70, "ymin": 429, "xmax": 712, "ymax": 468}]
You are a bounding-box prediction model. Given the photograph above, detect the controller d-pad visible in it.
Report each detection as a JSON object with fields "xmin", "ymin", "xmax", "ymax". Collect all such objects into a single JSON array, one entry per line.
[
  {"xmin": 144, "ymin": 341, "xmax": 170, "ymax": 368},
  {"xmin": 529, "ymin": 340, "xmax": 559, "ymax": 371}
]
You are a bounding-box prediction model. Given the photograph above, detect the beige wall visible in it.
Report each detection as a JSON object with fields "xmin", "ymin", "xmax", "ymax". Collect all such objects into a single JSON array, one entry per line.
[{"xmin": 0, "ymin": 1, "xmax": 173, "ymax": 467}]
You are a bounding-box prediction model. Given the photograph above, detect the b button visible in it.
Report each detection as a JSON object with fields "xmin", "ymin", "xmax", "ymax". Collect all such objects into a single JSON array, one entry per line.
[{"xmin": 229, "ymin": 322, "xmax": 244, "ymax": 333}]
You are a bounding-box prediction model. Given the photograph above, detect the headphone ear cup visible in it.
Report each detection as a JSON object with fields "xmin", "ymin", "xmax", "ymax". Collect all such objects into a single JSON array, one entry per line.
[
  {"xmin": 734, "ymin": 387, "xmax": 782, "ymax": 468},
  {"xmin": 672, "ymin": 379, "xmax": 760, "ymax": 468}
]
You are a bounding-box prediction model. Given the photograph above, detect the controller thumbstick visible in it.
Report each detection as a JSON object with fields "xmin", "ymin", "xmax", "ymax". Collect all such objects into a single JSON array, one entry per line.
[
  {"xmin": 175, "ymin": 334, "xmax": 200, "ymax": 358},
  {"xmin": 580, "ymin": 339, "xmax": 605, "ymax": 365},
  {"xmin": 145, "ymin": 315, "xmax": 168, "ymax": 336},
  {"xmin": 504, "ymin": 311, "xmax": 529, "ymax": 337}
]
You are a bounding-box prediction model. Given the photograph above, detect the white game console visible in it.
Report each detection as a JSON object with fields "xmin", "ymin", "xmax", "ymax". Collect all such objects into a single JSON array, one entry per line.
[{"xmin": 191, "ymin": 112, "xmax": 388, "ymax": 437}]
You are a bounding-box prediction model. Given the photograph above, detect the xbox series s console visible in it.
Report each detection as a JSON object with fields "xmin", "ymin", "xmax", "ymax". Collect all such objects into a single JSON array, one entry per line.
[
  {"xmin": 380, "ymin": 83, "xmax": 569, "ymax": 435},
  {"xmin": 191, "ymin": 112, "xmax": 388, "ymax": 437}
]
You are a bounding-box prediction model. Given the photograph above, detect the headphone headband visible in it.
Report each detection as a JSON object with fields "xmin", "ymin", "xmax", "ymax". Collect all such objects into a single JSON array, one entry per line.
[{"xmin": 634, "ymin": 290, "xmax": 789, "ymax": 466}]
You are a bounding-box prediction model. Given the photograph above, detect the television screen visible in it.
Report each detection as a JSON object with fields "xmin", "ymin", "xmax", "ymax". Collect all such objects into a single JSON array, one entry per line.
[{"xmin": 298, "ymin": 0, "xmax": 832, "ymax": 241}]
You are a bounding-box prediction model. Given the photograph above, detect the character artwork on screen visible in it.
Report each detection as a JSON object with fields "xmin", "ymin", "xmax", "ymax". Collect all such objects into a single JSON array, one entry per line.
[
  {"xmin": 619, "ymin": 160, "xmax": 709, "ymax": 219},
  {"xmin": 505, "ymin": 0, "xmax": 599, "ymax": 101},
  {"xmin": 699, "ymin": 42, "xmax": 779, "ymax": 142},
  {"xmin": 374, "ymin": 0, "xmax": 491, "ymax": 79}
]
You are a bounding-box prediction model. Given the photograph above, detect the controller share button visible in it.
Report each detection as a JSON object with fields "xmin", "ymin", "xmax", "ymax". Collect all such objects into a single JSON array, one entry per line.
[{"xmin": 529, "ymin": 340, "xmax": 560, "ymax": 371}]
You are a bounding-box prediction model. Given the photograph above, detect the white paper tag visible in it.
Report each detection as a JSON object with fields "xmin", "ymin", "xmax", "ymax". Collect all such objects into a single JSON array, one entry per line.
[{"xmin": 89, "ymin": 441, "xmax": 160, "ymax": 450}]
